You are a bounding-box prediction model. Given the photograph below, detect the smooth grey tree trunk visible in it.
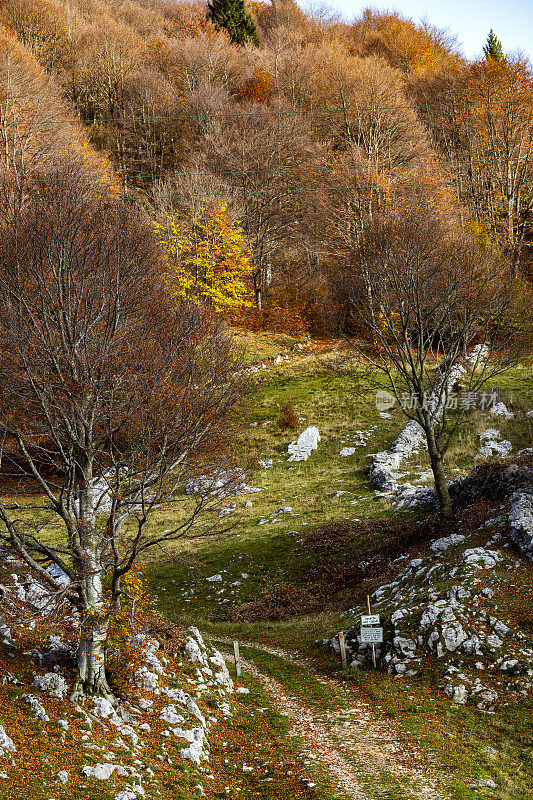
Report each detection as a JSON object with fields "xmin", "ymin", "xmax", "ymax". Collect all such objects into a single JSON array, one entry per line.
[
  {"xmin": 70, "ymin": 570, "xmax": 115, "ymax": 703},
  {"xmin": 70, "ymin": 466, "xmax": 116, "ymax": 702}
]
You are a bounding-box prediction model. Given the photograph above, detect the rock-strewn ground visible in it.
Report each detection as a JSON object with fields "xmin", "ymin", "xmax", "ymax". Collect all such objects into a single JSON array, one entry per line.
[
  {"xmin": 328, "ymin": 461, "xmax": 533, "ymax": 711},
  {"xmin": 0, "ymin": 552, "xmax": 236, "ymax": 799}
]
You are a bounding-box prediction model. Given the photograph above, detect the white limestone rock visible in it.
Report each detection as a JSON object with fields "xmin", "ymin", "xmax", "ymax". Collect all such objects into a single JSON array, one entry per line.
[
  {"xmin": 490, "ymin": 402, "xmax": 514, "ymax": 419},
  {"xmin": 187, "ymin": 469, "xmax": 261, "ymax": 497},
  {"xmin": 209, "ymin": 651, "xmax": 234, "ymax": 692},
  {"xmin": 369, "ymin": 420, "xmax": 426, "ymax": 494},
  {"xmin": 491, "ymin": 619, "xmax": 510, "ymax": 638},
  {"xmin": 288, "ymin": 426, "xmax": 321, "ymax": 462},
  {"xmin": 479, "ymin": 439, "xmax": 512, "ymax": 459},
  {"xmin": 463, "ymin": 548, "xmax": 501, "ymax": 569},
  {"xmin": 186, "ymin": 637, "xmax": 207, "ymax": 664},
  {"xmin": 134, "ymin": 667, "xmax": 159, "ymax": 691},
  {"xmin": 160, "ymin": 705, "xmax": 185, "ymax": 725},
  {"xmin": 175, "ymin": 727, "xmax": 209, "ymax": 764},
  {"xmin": 430, "ymin": 534, "xmax": 466, "ymax": 553},
  {"xmin": 480, "ymin": 429, "xmax": 501, "ymax": 441},
  {"xmin": 442, "ymin": 623, "xmax": 468, "ymax": 652},
  {"xmin": 462, "ymin": 636, "xmax": 482, "ymax": 655},
  {"xmin": 444, "ymin": 683, "xmax": 469, "ymax": 704},
  {"xmin": 339, "ymin": 447, "xmax": 357, "ymax": 457},
  {"xmin": 393, "ymin": 637, "xmax": 417, "ymax": 658},
  {"xmin": 23, "ymin": 694, "xmax": 49, "ymax": 722},
  {"xmin": 0, "ymin": 725, "xmax": 16, "ymax": 754},
  {"xmin": 145, "ymin": 651, "xmax": 164, "ymax": 675},
  {"xmin": 508, "ymin": 490, "xmax": 533, "ymax": 560},
  {"xmin": 82, "ymin": 763, "xmax": 128, "ymax": 779},
  {"xmin": 32, "ymin": 672, "xmax": 68, "ymax": 700},
  {"xmin": 395, "ymin": 484, "xmax": 435, "ymax": 508},
  {"xmin": 419, "ymin": 604, "xmax": 441, "ymax": 629},
  {"xmin": 92, "ymin": 697, "xmax": 119, "ymax": 721}
]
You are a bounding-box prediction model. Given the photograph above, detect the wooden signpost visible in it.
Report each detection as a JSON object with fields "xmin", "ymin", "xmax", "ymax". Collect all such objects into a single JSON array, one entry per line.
[
  {"xmin": 360, "ymin": 595, "xmax": 382, "ymax": 668},
  {"xmin": 338, "ymin": 630, "xmax": 348, "ymax": 670},
  {"xmin": 233, "ymin": 640, "xmax": 242, "ymax": 677},
  {"xmin": 338, "ymin": 597, "xmax": 384, "ymax": 672}
]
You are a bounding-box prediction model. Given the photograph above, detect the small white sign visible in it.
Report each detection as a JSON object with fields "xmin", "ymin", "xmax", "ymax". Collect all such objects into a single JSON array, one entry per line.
[
  {"xmin": 360, "ymin": 626, "xmax": 383, "ymax": 643},
  {"xmin": 361, "ymin": 614, "xmax": 380, "ymax": 626}
]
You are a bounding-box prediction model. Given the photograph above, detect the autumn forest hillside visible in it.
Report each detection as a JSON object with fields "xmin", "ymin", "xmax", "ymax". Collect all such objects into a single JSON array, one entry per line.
[
  {"xmin": 1, "ymin": 5, "xmax": 533, "ymax": 799},
  {"xmin": 0, "ymin": 0, "xmax": 532, "ymax": 333}
]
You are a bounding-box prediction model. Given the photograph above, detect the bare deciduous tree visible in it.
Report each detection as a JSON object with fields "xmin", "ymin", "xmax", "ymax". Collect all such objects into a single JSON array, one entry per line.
[
  {"xmin": 336, "ymin": 208, "xmax": 524, "ymax": 518},
  {"xmin": 0, "ymin": 167, "xmax": 244, "ymax": 700}
]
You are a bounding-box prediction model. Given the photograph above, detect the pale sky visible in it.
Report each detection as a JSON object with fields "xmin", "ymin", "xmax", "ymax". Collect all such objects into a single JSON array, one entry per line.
[{"xmin": 306, "ymin": 0, "xmax": 533, "ymax": 60}]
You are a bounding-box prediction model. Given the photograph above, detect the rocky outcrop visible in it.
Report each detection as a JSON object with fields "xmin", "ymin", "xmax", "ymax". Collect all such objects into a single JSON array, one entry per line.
[
  {"xmin": 326, "ymin": 517, "xmax": 533, "ymax": 709},
  {"xmin": 509, "ymin": 489, "xmax": 533, "ymax": 559}
]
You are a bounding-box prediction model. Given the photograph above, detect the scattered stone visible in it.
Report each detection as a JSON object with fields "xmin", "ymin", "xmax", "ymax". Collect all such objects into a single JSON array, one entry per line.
[
  {"xmin": 480, "ymin": 429, "xmax": 501, "ymax": 441},
  {"xmin": 463, "ymin": 548, "xmax": 501, "ymax": 569},
  {"xmin": 490, "ymin": 402, "xmax": 514, "ymax": 419},
  {"xmin": 430, "ymin": 534, "xmax": 466, "ymax": 553},
  {"xmin": 32, "ymin": 673, "xmax": 68, "ymax": 700},
  {"xmin": 0, "ymin": 725, "xmax": 16, "ymax": 754},
  {"xmin": 444, "ymin": 684, "xmax": 468, "ymax": 704},
  {"xmin": 288, "ymin": 426, "xmax": 320, "ymax": 462},
  {"xmin": 442, "ymin": 623, "xmax": 468, "ymax": 652},
  {"xmin": 177, "ymin": 727, "xmax": 209, "ymax": 764},
  {"xmin": 187, "ymin": 469, "xmax": 262, "ymax": 497},
  {"xmin": 23, "ymin": 694, "xmax": 49, "ymax": 722},
  {"xmin": 479, "ymin": 439, "xmax": 512, "ymax": 459},
  {"xmin": 82, "ymin": 763, "xmax": 128, "ymax": 780}
]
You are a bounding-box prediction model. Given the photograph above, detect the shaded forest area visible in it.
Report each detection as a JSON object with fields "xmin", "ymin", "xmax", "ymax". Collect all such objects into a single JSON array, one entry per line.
[{"xmin": 1, "ymin": 0, "xmax": 532, "ymax": 333}]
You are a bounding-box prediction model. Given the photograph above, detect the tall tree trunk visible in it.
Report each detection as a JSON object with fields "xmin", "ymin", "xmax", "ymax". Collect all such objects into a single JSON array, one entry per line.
[
  {"xmin": 70, "ymin": 569, "xmax": 114, "ymax": 702},
  {"xmin": 424, "ymin": 421, "xmax": 453, "ymax": 519},
  {"xmin": 70, "ymin": 623, "xmax": 114, "ymax": 703},
  {"xmin": 70, "ymin": 505, "xmax": 115, "ymax": 702}
]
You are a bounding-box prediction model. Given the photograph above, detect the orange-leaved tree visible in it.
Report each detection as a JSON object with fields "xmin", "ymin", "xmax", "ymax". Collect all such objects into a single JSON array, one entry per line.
[{"xmin": 154, "ymin": 201, "xmax": 254, "ymax": 314}]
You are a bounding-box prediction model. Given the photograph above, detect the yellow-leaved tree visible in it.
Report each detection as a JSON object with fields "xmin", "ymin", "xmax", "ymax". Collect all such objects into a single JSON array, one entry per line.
[{"xmin": 154, "ymin": 201, "xmax": 254, "ymax": 314}]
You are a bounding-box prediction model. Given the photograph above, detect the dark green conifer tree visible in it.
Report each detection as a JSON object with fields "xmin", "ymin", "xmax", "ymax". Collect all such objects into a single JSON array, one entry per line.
[
  {"xmin": 483, "ymin": 30, "xmax": 504, "ymax": 61},
  {"xmin": 207, "ymin": 0, "xmax": 260, "ymax": 46}
]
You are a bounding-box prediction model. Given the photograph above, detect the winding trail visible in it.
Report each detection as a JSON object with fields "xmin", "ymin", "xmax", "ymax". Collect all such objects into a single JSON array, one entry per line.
[{"xmin": 212, "ymin": 635, "xmax": 446, "ymax": 800}]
